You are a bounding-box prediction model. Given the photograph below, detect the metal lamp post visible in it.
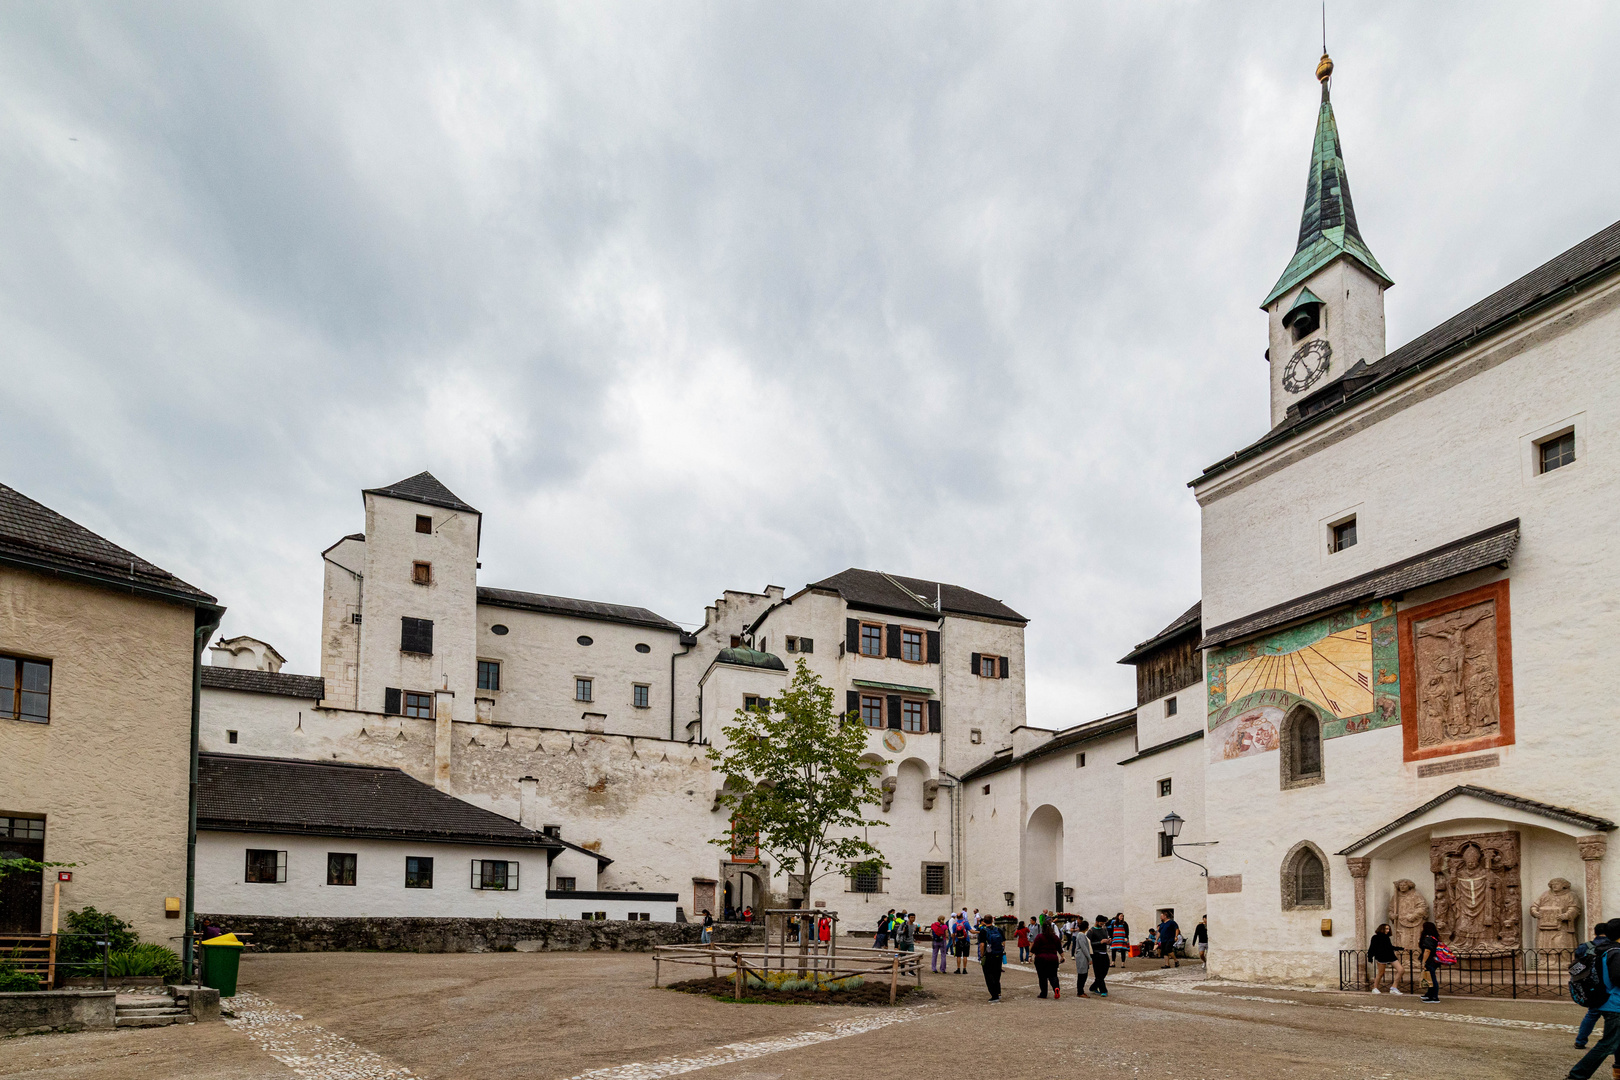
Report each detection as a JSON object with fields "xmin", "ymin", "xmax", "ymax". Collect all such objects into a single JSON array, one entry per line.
[{"xmin": 1159, "ymin": 811, "xmax": 1218, "ymax": 877}]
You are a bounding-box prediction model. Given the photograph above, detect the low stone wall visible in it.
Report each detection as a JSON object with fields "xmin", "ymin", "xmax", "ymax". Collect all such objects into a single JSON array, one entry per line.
[
  {"xmin": 198, "ymin": 915, "xmax": 765, "ymax": 954},
  {"xmin": 0, "ymin": 990, "xmax": 116, "ymax": 1037}
]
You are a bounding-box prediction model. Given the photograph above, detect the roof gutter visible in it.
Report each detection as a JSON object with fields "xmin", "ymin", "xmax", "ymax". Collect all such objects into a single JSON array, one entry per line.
[{"xmin": 0, "ymin": 549, "xmax": 218, "ymax": 609}]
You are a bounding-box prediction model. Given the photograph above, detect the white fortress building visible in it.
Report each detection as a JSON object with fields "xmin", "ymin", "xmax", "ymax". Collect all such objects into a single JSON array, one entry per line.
[{"xmin": 192, "ymin": 53, "xmax": 1620, "ymax": 986}]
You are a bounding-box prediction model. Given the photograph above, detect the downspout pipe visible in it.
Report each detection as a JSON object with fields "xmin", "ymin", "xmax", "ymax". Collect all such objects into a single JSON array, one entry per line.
[
  {"xmin": 670, "ymin": 633, "xmax": 694, "ymax": 741},
  {"xmin": 184, "ymin": 604, "xmax": 225, "ymax": 979}
]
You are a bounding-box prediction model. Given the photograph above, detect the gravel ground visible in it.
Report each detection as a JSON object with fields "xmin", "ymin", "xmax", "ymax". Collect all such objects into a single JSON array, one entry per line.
[{"xmin": 0, "ymin": 950, "xmax": 1593, "ymax": 1079}]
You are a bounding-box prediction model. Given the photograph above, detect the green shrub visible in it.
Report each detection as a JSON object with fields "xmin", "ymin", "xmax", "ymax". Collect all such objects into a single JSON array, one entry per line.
[
  {"xmin": 0, "ymin": 960, "xmax": 41, "ymax": 992},
  {"xmin": 106, "ymin": 943, "xmax": 183, "ymax": 981},
  {"xmin": 57, "ymin": 907, "xmax": 140, "ymax": 967}
]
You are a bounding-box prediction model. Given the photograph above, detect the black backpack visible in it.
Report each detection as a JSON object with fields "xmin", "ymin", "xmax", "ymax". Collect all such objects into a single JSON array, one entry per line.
[{"xmin": 1569, "ymin": 940, "xmax": 1614, "ymax": 1008}]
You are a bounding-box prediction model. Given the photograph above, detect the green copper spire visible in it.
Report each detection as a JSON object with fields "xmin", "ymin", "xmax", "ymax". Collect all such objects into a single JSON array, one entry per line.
[{"xmin": 1262, "ymin": 55, "xmax": 1391, "ymax": 308}]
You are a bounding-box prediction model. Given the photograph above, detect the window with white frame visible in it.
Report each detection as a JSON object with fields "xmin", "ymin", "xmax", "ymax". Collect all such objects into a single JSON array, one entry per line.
[{"xmin": 471, "ymin": 860, "xmax": 519, "ymax": 890}]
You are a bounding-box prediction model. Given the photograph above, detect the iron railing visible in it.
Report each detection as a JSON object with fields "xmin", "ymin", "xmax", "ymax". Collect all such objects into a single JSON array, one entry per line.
[{"xmin": 1339, "ymin": 948, "xmax": 1574, "ymax": 1000}]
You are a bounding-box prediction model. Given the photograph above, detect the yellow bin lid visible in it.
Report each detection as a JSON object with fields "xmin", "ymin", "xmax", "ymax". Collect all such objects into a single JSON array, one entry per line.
[{"xmin": 200, "ymin": 933, "xmax": 245, "ymax": 947}]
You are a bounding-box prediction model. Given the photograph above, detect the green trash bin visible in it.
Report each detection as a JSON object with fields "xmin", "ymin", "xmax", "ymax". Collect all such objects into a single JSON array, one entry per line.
[{"xmin": 199, "ymin": 933, "xmax": 246, "ymax": 998}]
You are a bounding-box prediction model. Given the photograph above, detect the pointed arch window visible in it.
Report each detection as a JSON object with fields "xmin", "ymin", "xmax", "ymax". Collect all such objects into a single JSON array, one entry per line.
[
  {"xmin": 1281, "ymin": 841, "xmax": 1331, "ymax": 911},
  {"xmin": 1281, "ymin": 704, "xmax": 1325, "ymax": 789}
]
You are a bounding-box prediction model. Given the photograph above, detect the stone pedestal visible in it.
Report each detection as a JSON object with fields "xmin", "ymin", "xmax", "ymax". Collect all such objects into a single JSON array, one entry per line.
[
  {"xmin": 1346, "ymin": 857, "xmax": 1372, "ymax": 947},
  {"xmin": 1577, "ymin": 834, "xmax": 1607, "ymax": 926}
]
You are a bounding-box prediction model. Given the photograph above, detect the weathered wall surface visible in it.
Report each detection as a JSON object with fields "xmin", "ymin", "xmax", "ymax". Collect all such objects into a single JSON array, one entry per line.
[
  {"xmin": 200, "ymin": 914, "xmax": 764, "ymax": 953},
  {"xmin": 0, "ymin": 990, "xmax": 115, "ymax": 1036},
  {"xmin": 0, "ymin": 569, "xmax": 196, "ymax": 945},
  {"xmin": 1198, "ymin": 271, "xmax": 1620, "ymax": 985}
]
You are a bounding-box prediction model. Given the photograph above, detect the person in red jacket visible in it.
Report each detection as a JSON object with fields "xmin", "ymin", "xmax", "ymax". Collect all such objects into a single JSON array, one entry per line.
[{"xmin": 1015, "ymin": 919, "xmax": 1032, "ymax": 963}]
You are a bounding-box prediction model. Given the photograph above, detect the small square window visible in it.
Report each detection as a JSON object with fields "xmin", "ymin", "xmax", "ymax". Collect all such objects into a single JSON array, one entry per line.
[
  {"xmin": 970, "ymin": 728, "xmax": 982, "ymax": 745},
  {"xmin": 227, "ymin": 730, "xmax": 238, "ymax": 744},
  {"xmin": 1159, "ymin": 833, "xmax": 1175, "ymax": 858},
  {"xmin": 798, "ymin": 637, "xmax": 813, "ymax": 654},
  {"xmin": 852, "ymin": 868, "xmax": 881, "ymax": 893},
  {"xmin": 1539, "ymin": 430, "xmax": 1576, "ymax": 473},
  {"xmin": 0, "ymin": 655, "xmax": 53, "ymax": 724},
  {"xmin": 901, "ymin": 629, "xmax": 923, "ymax": 663},
  {"xmin": 576, "ymin": 678, "xmax": 593, "ymax": 703},
  {"xmin": 923, "ymin": 863, "xmax": 948, "ymax": 895},
  {"xmin": 981, "ymin": 784, "xmax": 990, "ymax": 795},
  {"xmin": 412, "ymin": 561, "xmax": 432, "ymax": 585},
  {"xmin": 478, "ymin": 660, "xmax": 501, "ymax": 691},
  {"xmin": 471, "ymin": 859, "xmax": 517, "ymax": 890},
  {"xmin": 633, "ymin": 684, "xmax": 650, "ymax": 709},
  {"xmin": 1075, "ymin": 752, "xmax": 1086, "ymax": 768},
  {"xmin": 327, "ymin": 852, "xmax": 357, "ymax": 886},
  {"xmin": 901, "ymin": 699, "xmax": 924, "ymax": 733},
  {"xmin": 860, "ymin": 695, "xmax": 883, "ymax": 728},
  {"xmin": 978, "ymin": 655, "xmax": 999, "ymax": 678},
  {"xmin": 245, "ymin": 849, "xmax": 286, "ymax": 883},
  {"xmin": 1158, "ymin": 777, "xmax": 1173, "ymax": 797},
  {"xmin": 1166, "ymin": 696, "xmax": 1178, "ymax": 717},
  {"xmin": 1330, "ymin": 517, "xmax": 1357, "ymax": 553},
  {"xmin": 403, "ymin": 691, "xmax": 434, "ymax": 719},
  {"xmin": 859, "ymin": 624, "xmax": 883, "ymax": 657},
  {"xmin": 406, "ymin": 856, "xmax": 434, "ymax": 889},
  {"xmin": 416, "ymin": 514, "xmax": 432, "ymax": 534},
  {"xmin": 786, "ymin": 637, "xmax": 798, "ymax": 653},
  {"xmin": 555, "ymin": 876, "xmax": 576, "ymax": 892}
]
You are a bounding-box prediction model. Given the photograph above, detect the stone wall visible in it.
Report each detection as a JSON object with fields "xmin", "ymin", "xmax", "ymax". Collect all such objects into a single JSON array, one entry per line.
[
  {"xmin": 0, "ymin": 990, "xmax": 115, "ymax": 1037},
  {"xmin": 200, "ymin": 914, "xmax": 765, "ymax": 953}
]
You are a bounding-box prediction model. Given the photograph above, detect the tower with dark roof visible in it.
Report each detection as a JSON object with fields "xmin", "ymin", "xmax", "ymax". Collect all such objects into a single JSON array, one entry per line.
[{"xmin": 1263, "ymin": 52, "xmax": 1393, "ymax": 428}]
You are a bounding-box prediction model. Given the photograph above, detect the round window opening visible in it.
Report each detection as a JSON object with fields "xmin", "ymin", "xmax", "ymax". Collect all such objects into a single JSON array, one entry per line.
[
  {"xmin": 577, "ymin": 635, "xmax": 594, "ymax": 646},
  {"xmin": 490, "ymin": 624, "xmax": 509, "ymax": 636},
  {"xmin": 635, "ymin": 643, "xmax": 651, "ymax": 654}
]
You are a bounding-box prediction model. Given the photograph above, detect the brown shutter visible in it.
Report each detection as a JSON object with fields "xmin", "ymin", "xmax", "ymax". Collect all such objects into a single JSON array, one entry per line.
[
  {"xmin": 926, "ymin": 630, "xmax": 940, "ymax": 664},
  {"xmin": 927, "ymin": 700, "xmax": 940, "ymax": 733},
  {"xmin": 384, "ymin": 687, "xmax": 402, "ymax": 715},
  {"xmin": 847, "ymin": 690, "xmax": 860, "ymax": 719},
  {"xmin": 886, "ymin": 695, "xmax": 902, "ymax": 730},
  {"xmin": 846, "ymin": 618, "xmax": 859, "ymax": 653},
  {"xmin": 999, "ymin": 655, "xmax": 1009, "ymax": 679},
  {"xmin": 886, "ymin": 624, "xmax": 901, "ymax": 658},
  {"xmin": 971, "ymin": 652, "xmax": 982, "ymax": 675}
]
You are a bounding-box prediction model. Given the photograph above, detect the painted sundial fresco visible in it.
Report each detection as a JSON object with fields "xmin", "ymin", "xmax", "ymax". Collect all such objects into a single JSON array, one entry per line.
[{"xmin": 1207, "ymin": 600, "xmax": 1401, "ymax": 762}]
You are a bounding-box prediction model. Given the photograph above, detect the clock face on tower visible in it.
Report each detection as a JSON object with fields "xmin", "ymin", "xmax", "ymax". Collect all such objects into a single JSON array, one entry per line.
[{"xmin": 1282, "ymin": 339, "xmax": 1332, "ymax": 393}]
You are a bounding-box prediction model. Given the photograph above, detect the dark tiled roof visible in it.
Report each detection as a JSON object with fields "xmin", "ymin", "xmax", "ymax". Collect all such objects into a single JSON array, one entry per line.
[
  {"xmin": 363, "ymin": 472, "xmax": 479, "ymax": 514},
  {"xmin": 197, "ymin": 753, "xmax": 561, "ymax": 848},
  {"xmin": 201, "ymin": 666, "xmax": 325, "ymax": 700},
  {"xmin": 1118, "ymin": 601, "xmax": 1202, "ymax": 664},
  {"xmin": 1202, "ymin": 218, "xmax": 1620, "ymax": 483},
  {"xmin": 715, "ymin": 647, "xmax": 787, "ymax": 671},
  {"xmin": 1201, "ymin": 519, "xmax": 1519, "ymax": 650},
  {"xmin": 1338, "ymin": 785, "xmax": 1616, "ymax": 856},
  {"xmin": 959, "ymin": 709, "xmax": 1137, "ymax": 781},
  {"xmin": 809, "ymin": 569, "xmax": 1027, "ymax": 624},
  {"xmin": 478, "ymin": 586, "xmax": 681, "ymax": 632},
  {"xmin": 1116, "ymin": 728, "xmax": 1204, "ymax": 766},
  {"xmin": 0, "ymin": 482, "xmax": 215, "ymax": 605}
]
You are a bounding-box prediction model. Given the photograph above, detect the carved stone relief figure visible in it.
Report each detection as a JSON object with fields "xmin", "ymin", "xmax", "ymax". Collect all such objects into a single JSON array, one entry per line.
[
  {"xmin": 1412, "ymin": 599, "xmax": 1499, "ymax": 750},
  {"xmin": 1431, "ymin": 831, "xmax": 1520, "ymax": 953},
  {"xmin": 1388, "ymin": 879, "xmax": 1429, "ymax": 956},
  {"xmin": 1530, "ymin": 878, "xmax": 1581, "ymax": 953}
]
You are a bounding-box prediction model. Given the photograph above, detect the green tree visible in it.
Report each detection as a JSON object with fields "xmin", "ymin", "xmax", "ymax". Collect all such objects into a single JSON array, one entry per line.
[{"xmin": 706, "ymin": 659, "xmax": 889, "ymax": 927}]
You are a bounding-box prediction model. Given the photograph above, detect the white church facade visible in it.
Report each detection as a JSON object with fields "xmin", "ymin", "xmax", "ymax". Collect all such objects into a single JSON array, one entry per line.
[{"xmin": 188, "ymin": 53, "xmax": 1620, "ymax": 986}]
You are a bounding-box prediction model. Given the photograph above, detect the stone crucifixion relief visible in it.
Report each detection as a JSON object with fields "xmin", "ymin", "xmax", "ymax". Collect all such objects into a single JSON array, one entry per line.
[
  {"xmin": 1412, "ymin": 598, "xmax": 1499, "ymax": 750},
  {"xmin": 1431, "ymin": 831, "xmax": 1521, "ymax": 953}
]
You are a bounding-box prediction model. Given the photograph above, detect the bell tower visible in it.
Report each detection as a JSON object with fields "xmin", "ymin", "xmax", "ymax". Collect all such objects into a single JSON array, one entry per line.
[{"xmin": 1262, "ymin": 52, "xmax": 1393, "ymax": 427}]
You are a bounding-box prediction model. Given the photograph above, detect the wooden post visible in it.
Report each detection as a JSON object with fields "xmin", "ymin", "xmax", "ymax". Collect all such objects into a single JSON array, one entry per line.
[
  {"xmin": 734, "ymin": 955, "xmax": 743, "ymax": 1001},
  {"xmin": 710, "ymin": 943, "xmax": 718, "ymax": 980},
  {"xmin": 47, "ymin": 879, "xmax": 61, "ymax": 988},
  {"xmin": 889, "ymin": 954, "xmax": 899, "ymax": 1005},
  {"xmin": 654, "ymin": 954, "xmax": 661, "ymax": 988}
]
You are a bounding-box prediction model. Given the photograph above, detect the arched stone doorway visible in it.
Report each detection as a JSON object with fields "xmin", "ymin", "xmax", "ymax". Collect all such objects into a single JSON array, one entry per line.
[{"xmin": 1023, "ymin": 804, "xmax": 1065, "ymax": 916}]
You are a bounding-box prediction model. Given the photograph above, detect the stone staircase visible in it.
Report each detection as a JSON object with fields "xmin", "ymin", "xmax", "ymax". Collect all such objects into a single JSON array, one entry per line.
[{"xmin": 114, "ymin": 995, "xmax": 195, "ymax": 1028}]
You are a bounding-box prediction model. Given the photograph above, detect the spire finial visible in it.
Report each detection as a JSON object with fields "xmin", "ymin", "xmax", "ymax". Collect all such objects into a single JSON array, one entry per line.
[{"xmin": 1317, "ymin": 3, "xmax": 1333, "ymax": 96}]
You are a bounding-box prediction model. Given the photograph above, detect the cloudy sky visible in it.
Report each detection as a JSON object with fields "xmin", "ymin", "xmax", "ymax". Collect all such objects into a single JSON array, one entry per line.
[{"xmin": 2, "ymin": 2, "xmax": 1616, "ymax": 725}]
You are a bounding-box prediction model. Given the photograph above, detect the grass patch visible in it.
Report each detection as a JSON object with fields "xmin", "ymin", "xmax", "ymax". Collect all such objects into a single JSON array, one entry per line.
[{"xmin": 665, "ymin": 975, "xmax": 924, "ymax": 1006}]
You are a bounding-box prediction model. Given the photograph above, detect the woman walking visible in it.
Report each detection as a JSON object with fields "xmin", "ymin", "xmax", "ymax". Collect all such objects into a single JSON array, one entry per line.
[
  {"xmin": 700, "ymin": 910, "xmax": 714, "ymax": 945},
  {"xmin": 1031, "ymin": 917, "xmax": 1063, "ymax": 999},
  {"xmin": 1367, "ymin": 922, "xmax": 1400, "ymax": 994},
  {"xmin": 1015, "ymin": 919, "xmax": 1031, "ymax": 964},
  {"xmin": 1069, "ymin": 918, "xmax": 1091, "ymax": 997},
  {"xmin": 1418, "ymin": 921, "xmax": 1442, "ymax": 1002}
]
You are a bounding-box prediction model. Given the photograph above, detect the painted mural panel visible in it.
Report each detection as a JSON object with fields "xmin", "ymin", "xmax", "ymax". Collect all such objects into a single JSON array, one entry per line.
[{"xmin": 1207, "ymin": 600, "xmax": 1399, "ymax": 762}]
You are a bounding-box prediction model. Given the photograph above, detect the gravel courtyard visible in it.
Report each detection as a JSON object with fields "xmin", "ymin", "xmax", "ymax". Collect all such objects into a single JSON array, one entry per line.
[{"xmin": 0, "ymin": 950, "xmax": 1590, "ymax": 1079}]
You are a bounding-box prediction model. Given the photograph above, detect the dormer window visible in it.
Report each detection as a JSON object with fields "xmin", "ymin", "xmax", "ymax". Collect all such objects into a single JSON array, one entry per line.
[{"xmin": 1282, "ymin": 287, "xmax": 1324, "ymax": 341}]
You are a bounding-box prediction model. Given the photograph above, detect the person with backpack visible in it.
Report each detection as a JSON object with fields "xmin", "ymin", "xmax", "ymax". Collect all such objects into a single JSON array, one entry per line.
[
  {"xmin": 952, "ymin": 911, "xmax": 973, "ymax": 974},
  {"xmin": 875, "ymin": 909, "xmax": 895, "ymax": 949},
  {"xmin": 1571, "ymin": 921, "xmax": 1617, "ymax": 1051},
  {"xmin": 1418, "ymin": 921, "xmax": 1443, "ymax": 1002},
  {"xmin": 979, "ymin": 915, "xmax": 1006, "ymax": 1003},
  {"xmin": 1568, "ymin": 919, "xmax": 1620, "ymax": 1080},
  {"xmin": 896, "ymin": 912, "xmax": 917, "ymax": 953}
]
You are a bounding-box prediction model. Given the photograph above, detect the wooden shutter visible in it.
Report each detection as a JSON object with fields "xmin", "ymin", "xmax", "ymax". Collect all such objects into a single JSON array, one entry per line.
[
  {"xmin": 845, "ymin": 618, "xmax": 859, "ymax": 653},
  {"xmin": 800, "ymin": 637, "xmax": 813, "ymax": 654},
  {"xmin": 384, "ymin": 687, "xmax": 402, "ymax": 715},
  {"xmin": 971, "ymin": 652, "xmax": 982, "ymax": 675},
  {"xmin": 927, "ymin": 700, "xmax": 941, "ymax": 733},
  {"xmin": 470, "ymin": 860, "xmax": 483, "ymax": 890},
  {"xmin": 846, "ymin": 690, "xmax": 860, "ymax": 718},
  {"xmin": 276, "ymin": 850, "xmax": 287, "ymax": 883},
  {"xmin": 886, "ymin": 695, "xmax": 902, "ymax": 730},
  {"xmin": 886, "ymin": 624, "xmax": 901, "ymax": 658},
  {"xmin": 999, "ymin": 655, "xmax": 1010, "ymax": 679},
  {"xmin": 926, "ymin": 630, "xmax": 940, "ymax": 664},
  {"xmin": 508, "ymin": 861, "xmax": 519, "ymax": 891},
  {"xmin": 401, "ymin": 617, "xmax": 434, "ymax": 655}
]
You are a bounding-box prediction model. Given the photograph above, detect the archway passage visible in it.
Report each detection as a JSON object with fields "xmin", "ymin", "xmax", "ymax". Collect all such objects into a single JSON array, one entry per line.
[{"xmin": 1022, "ymin": 804, "xmax": 1064, "ymax": 918}]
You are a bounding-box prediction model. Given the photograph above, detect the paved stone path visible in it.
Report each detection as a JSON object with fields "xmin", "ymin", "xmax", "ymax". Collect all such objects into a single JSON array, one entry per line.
[{"xmin": 226, "ymin": 990, "xmax": 416, "ymax": 1079}]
